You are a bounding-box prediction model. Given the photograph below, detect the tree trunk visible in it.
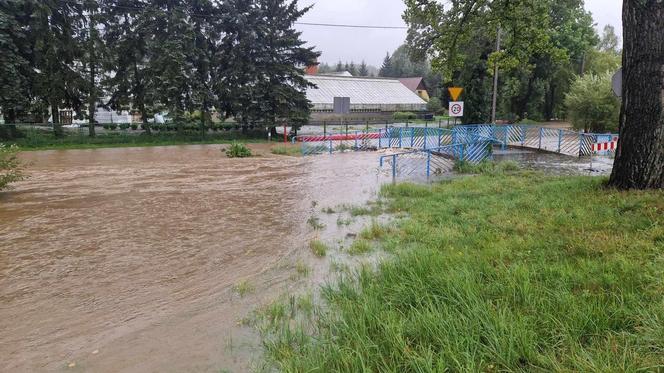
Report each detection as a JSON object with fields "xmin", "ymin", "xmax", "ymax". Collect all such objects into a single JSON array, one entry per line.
[
  {"xmin": 88, "ymin": 12, "xmax": 96, "ymax": 138},
  {"xmin": 51, "ymin": 103, "xmax": 62, "ymax": 137},
  {"xmin": 141, "ymin": 106, "xmax": 151, "ymax": 135},
  {"xmin": 608, "ymin": 0, "xmax": 664, "ymax": 189}
]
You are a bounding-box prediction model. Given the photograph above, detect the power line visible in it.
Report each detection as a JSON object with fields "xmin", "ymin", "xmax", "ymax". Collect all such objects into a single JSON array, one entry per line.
[
  {"xmin": 295, "ymin": 22, "xmax": 407, "ymax": 30},
  {"xmin": 54, "ymin": 0, "xmax": 408, "ymax": 30}
]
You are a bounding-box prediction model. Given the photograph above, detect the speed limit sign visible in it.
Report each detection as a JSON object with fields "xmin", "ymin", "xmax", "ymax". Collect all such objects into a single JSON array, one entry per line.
[{"xmin": 449, "ymin": 101, "xmax": 464, "ymax": 117}]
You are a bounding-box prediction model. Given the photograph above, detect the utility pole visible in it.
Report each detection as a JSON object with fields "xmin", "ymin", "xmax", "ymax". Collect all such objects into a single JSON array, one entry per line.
[{"xmin": 491, "ymin": 27, "xmax": 501, "ymax": 124}]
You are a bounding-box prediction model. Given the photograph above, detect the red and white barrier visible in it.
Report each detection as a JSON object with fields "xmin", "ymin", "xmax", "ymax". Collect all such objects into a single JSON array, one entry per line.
[{"xmin": 593, "ymin": 141, "xmax": 617, "ymax": 152}]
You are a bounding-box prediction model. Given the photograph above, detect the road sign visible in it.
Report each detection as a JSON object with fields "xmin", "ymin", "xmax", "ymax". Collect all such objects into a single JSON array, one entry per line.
[
  {"xmin": 448, "ymin": 87, "xmax": 464, "ymax": 101},
  {"xmin": 333, "ymin": 97, "xmax": 351, "ymax": 114},
  {"xmin": 612, "ymin": 68, "xmax": 622, "ymax": 97},
  {"xmin": 449, "ymin": 101, "xmax": 464, "ymax": 117}
]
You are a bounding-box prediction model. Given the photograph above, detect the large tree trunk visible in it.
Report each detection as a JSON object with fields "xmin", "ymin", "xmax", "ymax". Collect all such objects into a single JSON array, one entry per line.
[{"xmin": 608, "ymin": 0, "xmax": 664, "ymax": 189}]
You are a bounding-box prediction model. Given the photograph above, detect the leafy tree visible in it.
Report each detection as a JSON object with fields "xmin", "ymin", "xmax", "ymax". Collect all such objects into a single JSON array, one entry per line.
[
  {"xmin": 359, "ymin": 60, "xmax": 369, "ymax": 76},
  {"xmin": 427, "ymin": 97, "xmax": 442, "ymax": 114},
  {"xmin": 0, "ymin": 143, "xmax": 26, "ymax": 190},
  {"xmin": 609, "ymin": 0, "xmax": 663, "ymax": 189},
  {"xmin": 598, "ymin": 25, "xmax": 620, "ymax": 53},
  {"xmin": 564, "ymin": 72, "xmax": 620, "ymax": 133}
]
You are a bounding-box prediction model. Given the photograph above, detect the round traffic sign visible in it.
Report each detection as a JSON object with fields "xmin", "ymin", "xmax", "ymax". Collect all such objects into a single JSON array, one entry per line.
[{"xmin": 451, "ymin": 103, "xmax": 462, "ymax": 115}]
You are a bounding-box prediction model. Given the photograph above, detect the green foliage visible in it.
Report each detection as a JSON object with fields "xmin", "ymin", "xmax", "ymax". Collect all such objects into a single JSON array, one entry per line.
[
  {"xmin": 306, "ymin": 216, "xmax": 325, "ymax": 230},
  {"xmin": 347, "ymin": 239, "xmax": 372, "ymax": 255},
  {"xmin": 585, "ymin": 49, "xmax": 621, "ymax": 76},
  {"xmin": 0, "ymin": 143, "xmax": 27, "ymax": 190},
  {"xmin": 564, "ymin": 72, "xmax": 620, "ymax": 132},
  {"xmin": 225, "ymin": 142, "xmax": 252, "ymax": 158},
  {"xmin": 426, "ymin": 97, "xmax": 443, "ymax": 114},
  {"xmin": 261, "ymin": 175, "xmax": 664, "ymax": 371},
  {"xmin": 308, "ymin": 240, "xmax": 328, "ymax": 257},
  {"xmin": 270, "ymin": 145, "xmax": 301, "ymax": 156},
  {"xmin": 393, "ymin": 112, "xmax": 417, "ymax": 121},
  {"xmin": 454, "ymin": 160, "xmax": 520, "ymax": 175}
]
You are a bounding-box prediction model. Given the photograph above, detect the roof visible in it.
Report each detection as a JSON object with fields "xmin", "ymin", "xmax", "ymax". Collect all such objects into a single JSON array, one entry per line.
[
  {"xmin": 305, "ymin": 75, "xmax": 427, "ymax": 106},
  {"xmin": 398, "ymin": 77, "xmax": 426, "ymax": 92}
]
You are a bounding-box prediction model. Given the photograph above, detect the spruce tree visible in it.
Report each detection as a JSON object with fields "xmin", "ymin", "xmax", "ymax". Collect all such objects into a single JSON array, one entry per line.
[
  {"xmin": 359, "ymin": 60, "xmax": 369, "ymax": 76},
  {"xmin": 379, "ymin": 52, "xmax": 393, "ymax": 77},
  {"xmin": 0, "ymin": 1, "xmax": 33, "ymax": 124}
]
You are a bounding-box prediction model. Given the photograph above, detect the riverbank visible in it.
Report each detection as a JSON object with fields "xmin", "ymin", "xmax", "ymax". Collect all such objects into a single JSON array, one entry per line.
[
  {"xmin": 3, "ymin": 130, "xmax": 269, "ymax": 151},
  {"xmin": 259, "ymin": 173, "xmax": 664, "ymax": 371}
]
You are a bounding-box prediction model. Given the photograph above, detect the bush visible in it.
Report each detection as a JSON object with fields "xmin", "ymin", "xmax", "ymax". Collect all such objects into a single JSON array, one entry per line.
[
  {"xmin": 119, "ymin": 123, "xmax": 130, "ymax": 130},
  {"xmin": 130, "ymin": 124, "xmax": 138, "ymax": 130},
  {"xmin": 393, "ymin": 112, "xmax": 417, "ymax": 121},
  {"xmin": 0, "ymin": 143, "xmax": 27, "ymax": 190},
  {"xmin": 427, "ymin": 97, "xmax": 443, "ymax": 114},
  {"xmin": 225, "ymin": 142, "xmax": 252, "ymax": 158},
  {"xmin": 564, "ymin": 72, "xmax": 620, "ymax": 133},
  {"xmin": 109, "ymin": 123, "xmax": 118, "ymax": 130}
]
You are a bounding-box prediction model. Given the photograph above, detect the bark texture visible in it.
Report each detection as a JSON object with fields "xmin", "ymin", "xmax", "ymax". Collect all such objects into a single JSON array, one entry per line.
[{"xmin": 609, "ymin": 0, "xmax": 664, "ymax": 189}]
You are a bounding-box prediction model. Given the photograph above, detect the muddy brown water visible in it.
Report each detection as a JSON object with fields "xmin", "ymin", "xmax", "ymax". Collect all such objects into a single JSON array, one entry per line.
[{"xmin": 0, "ymin": 144, "xmax": 392, "ymax": 372}]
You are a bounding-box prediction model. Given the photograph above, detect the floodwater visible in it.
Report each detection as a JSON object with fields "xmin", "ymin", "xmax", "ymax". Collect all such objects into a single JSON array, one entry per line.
[
  {"xmin": 0, "ymin": 144, "xmax": 391, "ymax": 372},
  {"xmin": 0, "ymin": 144, "xmax": 611, "ymax": 372}
]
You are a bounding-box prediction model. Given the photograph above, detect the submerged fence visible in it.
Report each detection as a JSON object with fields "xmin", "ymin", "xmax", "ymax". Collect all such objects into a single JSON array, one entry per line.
[{"xmin": 294, "ymin": 124, "xmax": 618, "ymax": 179}]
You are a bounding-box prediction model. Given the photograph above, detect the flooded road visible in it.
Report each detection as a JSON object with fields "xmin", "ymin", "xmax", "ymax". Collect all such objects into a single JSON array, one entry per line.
[{"xmin": 0, "ymin": 144, "xmax": 390, "ymax": 372}]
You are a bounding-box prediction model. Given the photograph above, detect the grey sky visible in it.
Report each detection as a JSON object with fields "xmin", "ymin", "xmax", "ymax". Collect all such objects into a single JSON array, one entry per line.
[{"xmin": 295, "ymin": 0, "xmax": 623, "ymax": 67}]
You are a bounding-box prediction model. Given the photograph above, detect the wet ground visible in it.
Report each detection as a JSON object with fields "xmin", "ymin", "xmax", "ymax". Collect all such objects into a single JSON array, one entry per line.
[{"xmin": 0, "ymin": 144, "xmax": 611, "ymax": 372}]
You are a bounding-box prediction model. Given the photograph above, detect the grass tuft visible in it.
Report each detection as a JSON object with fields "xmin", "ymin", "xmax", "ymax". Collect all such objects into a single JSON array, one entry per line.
[
  {"xmin": 309, "ymin": 239, "xmax": 328, "ymax": 257},
  {"xmin": 271, "ymin": 145, "xmax": 301, "ymax": 156},
  {"xmin": 347, "ymin": 239, "xmax": 373, "ymax": 255},
  {"xmin": 306, "ymin": 216, "xmax": 325, "ymax": 230},
  {"xmin": 232, "ymin": 280, "xmax": 254, "ymax": 297}
]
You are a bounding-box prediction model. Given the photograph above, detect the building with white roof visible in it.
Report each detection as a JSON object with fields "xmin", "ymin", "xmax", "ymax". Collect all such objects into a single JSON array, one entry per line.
[{"xmin": 305, "ymin": 74, "xmax": 427, "ymax": 119}]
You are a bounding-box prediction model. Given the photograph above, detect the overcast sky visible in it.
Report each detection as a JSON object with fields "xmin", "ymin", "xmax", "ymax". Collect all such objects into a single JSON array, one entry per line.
[{"xmin": 295, "ymin": 0, "xmax": 623, "ymax": 67}]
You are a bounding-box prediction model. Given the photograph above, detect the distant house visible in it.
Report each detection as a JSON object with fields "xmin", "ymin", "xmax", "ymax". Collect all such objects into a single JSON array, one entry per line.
[
  {"xmin": 398, "ymin": 77, "xmax": 430, "ymax": 102},
  {"xmin": 305, "ymin": 74, "xmax": 427, "ymax": 122}
]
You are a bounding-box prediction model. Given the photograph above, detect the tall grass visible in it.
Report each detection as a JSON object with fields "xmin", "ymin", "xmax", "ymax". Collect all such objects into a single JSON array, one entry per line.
[{"xmin": 260, "ymin": 174, "xmax": 664, "ymax": 371}]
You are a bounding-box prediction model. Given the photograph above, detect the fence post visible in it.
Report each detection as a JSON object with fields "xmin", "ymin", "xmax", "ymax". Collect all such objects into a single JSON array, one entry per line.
[
  {"xmin": 323, "ymin": 121, "xmax": 327, "ymax": 137},
  {"xmin": 410, "ymin": 128, "xmax": 415, "ymax": 147},
  {"xmin": 521, "ymin": 126, "xmax": 525, "ymax": 146},
  {"xmin": 538, "ymin": 128, "xmax": 543, "ymax": 149},
  {"xmin": 426, "ymin": 151, "xmax": 431, "ymax": 178},
  {"xmin": 329, "ymin": 140, "xmax": 333, "ymax": 154},
  {"xmin": 558, "ymin": 129, "xmax": 563, "ymax": 153},
  {"xmin": 379, "ymin": 128, "xmax": 382, "ymax": 148},
  {"xmin": 502, "ymin": 126, "xmax": 508, "ymax": 150},
  {"xmin": 578, "ymin": 133, "xmax": 583, "ymax": 156},
  {"xmin": 438, "ymin": 128, "xmax": 442, "ymax": 147},
  {"xmin": 424, "ymin": 128, "xmax": 428, "ymax": 150},
  {"xmin": 355, "ymin": 131, "xmax": 358, "ymax": 149},
  {"xmin": 392, "ymin": 154, "xmax": 397, "ymax": 179},
  {"xmin": 399, "ymin": 128, "xmax": 403, "ymax": 148}
]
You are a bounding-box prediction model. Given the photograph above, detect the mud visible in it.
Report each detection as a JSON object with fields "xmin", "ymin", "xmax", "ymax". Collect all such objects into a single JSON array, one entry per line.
[{"xmin": 0, "ymin": 144, "xmax": 390, "ymax": 372}]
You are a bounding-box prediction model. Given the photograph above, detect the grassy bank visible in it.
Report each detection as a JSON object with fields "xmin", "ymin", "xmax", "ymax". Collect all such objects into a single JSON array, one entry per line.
[
  {"xmin": 261, "ymin": 173, "xmax": 664, "ymax": 371},
  {"xmin": 3, "ymin": 130, "xmax": 266, "ymax": 151}
]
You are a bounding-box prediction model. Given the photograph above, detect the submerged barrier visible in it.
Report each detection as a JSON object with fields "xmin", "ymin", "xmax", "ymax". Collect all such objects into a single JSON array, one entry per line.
[{"xmin": 293, "ymin": 125, "xmax": 618, "ymax": 179}]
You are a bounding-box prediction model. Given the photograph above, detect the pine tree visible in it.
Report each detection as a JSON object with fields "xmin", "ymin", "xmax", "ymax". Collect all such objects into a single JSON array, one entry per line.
[
  {"xmin": 0, "ymin": 1, "xmax": 33, "ymax": 124},
  {"xmin": 335, "ymin": 60, "xmax": 343, "ymax": 72},
  {"xmin": 379, "ymin": 52, "xmax": 392, "ymax": 77},
  {"xmin": 359, "ymin": 60, "xmax": 369, "ymax": 76},
  {"xmin": 103, "ymin": 0, "xmax": 154, "ymax": 134},
  {"xmin": 29, "ymin": 1, "xmax": 87, "ymax": 137},
  {"xmin": 348, "ymin": 61, "xmax": 358, "ymax": 76}
]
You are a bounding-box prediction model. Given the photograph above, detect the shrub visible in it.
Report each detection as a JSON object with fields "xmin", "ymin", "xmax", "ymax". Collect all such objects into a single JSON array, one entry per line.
[
  {"xmin": 130, "ymin": 124, "xmax": 138, "ymax": 130},
  {"xmin": 109, "ymin": 123, "xmax": 118, "ymax": 130},
  {"xmin": 0, "ymin": 143, "xmax": 27, "ymax": 190},
  {"xmin": 225, "ymin": 142, "xmax": 252, "ymax": 158},
  {"xmin": 393, "ymin": 112, "xmax": 417, "ymax": 121},
  {"xmin": 119, "ymin": 123, "xmax": 130, "ymax": 130},
  {"xmin": 427, "ymin": 97, "xmax": 443, "ymax": 114},
  {"xmin": 564, "ymin": 72, "xmax": 620, "ymax": 133}
]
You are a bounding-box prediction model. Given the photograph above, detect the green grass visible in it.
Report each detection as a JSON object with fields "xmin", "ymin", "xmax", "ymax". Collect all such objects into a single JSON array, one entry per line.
[
  {"xmin": 347, "ymin": 239, "xmax": 373, "ymax": 255},
  {"xmin": 359, "ymin": 220, "xmax": 389, "ymax": 241},
  {"xmin": 306, "ymin": 216, "xmax": 325, "ymax": 230},
  {"xmin": 271, "ymin": 145, "xmax": 302, "ymax": 156},
  {"xmin": 260, "ymin": 174, "xmax": 664, "ymax": 371},
  {"xmin": 232, "ymin": 280, "xmax": 255, "ymax": 297},
  {"xmin": 5, "ymin": 129, "xmax": 265, "ymax": 151},
  {"xmin": 309, "ymin": 239, "xmax": 328, "ymax": 257},
  {"xmin": 454, "ymin": 159, "xmax": 520, "ymax": 174}
]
